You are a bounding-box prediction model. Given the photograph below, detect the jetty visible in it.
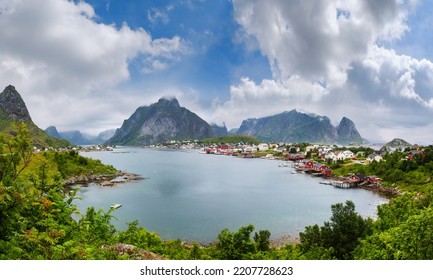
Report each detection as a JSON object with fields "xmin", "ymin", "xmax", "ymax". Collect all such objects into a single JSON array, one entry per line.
[{"xmin": 320, "ymin": 180, "xmax": 357, "ymax": 189}]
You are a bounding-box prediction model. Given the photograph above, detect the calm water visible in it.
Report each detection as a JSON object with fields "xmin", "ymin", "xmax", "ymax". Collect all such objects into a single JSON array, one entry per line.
[{"xmin": 75, "ymin": 147, "xmax": 388, "ymax": 242}]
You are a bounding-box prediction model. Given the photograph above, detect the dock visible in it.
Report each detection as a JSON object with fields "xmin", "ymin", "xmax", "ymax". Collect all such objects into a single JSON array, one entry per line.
[{"xmin": 320, "ymin": 180, "xmax": 357, "ymax": 189}]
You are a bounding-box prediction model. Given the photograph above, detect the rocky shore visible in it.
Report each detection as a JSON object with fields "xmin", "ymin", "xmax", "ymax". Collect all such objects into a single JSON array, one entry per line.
[{"xmin": 63, "ymin": 172, "xmax": 144, "ymax": 187}]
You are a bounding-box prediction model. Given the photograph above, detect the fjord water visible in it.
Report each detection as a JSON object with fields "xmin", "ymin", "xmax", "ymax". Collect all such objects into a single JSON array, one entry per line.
[{"xmin": 76, "ymin": 147, "xmax": 387, "ymax": 242}]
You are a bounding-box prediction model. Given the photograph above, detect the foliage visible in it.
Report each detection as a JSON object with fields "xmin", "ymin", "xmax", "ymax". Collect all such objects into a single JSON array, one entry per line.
[
  {"xmin": 4, "ymin": 123, "xmax": 433, "ymax": 260},
  {"xmin": 299, "ymin": 201, "xmax": 373, "ymax": 259},
  {"xmin": 215, "ymin": 225, "xmax": 272, "ymax": 259},
  {"xmin": 41, "ymin": 150, "xmax": 118, "ymax": 179},
  {"xmin": 354, "ymin": 192, "xmax": 433, "ymax": 259},
  {"xmin": 200, "ymin": 135, "xmax": 261, "ymax": 145}
]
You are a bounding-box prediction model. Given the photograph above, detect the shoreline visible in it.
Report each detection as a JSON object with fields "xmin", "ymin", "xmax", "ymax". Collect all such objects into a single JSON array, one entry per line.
[
  {"xmin": 76, "ymin": 148, "xmax": 390, "ymax": 249},
  {"xmin": 63, "ymin": 171, "xmax": 144, "ymax": 187}
]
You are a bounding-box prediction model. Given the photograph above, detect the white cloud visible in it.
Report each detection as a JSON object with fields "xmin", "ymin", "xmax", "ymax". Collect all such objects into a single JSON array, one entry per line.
[
  {"xmin": 0, "ymin": 0, "xmax": 187, "ymax": 132},
  {"xmin": 147, "ymin": 7, "xmax": 170, "ymax": 25},
  {"xmin": 212, "ymin": 0, "xmax": 433, "ymax": 143},
  {"xmin": 211, "ymin": 76, "xmax": 328, "ymax": 128},
  {"xmin": 232, "ymin": 0, "xmax": 412, "ymax": 86}
]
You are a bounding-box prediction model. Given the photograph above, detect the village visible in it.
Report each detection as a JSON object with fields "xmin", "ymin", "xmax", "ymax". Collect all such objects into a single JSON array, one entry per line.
[
  {"xmin": 198, "ymin": 142, "xmax": 386, "ymax": 189},
  {"xmin": 76, "ymin": 138, "xmax": 425, "ymax": 194}
]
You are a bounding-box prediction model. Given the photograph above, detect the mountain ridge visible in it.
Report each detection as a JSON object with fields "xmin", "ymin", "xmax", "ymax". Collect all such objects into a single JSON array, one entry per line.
[
  {"xmin": 237, "ymin": 109, "xmax": 363, "ymax": 144},
  {"xmin": 106, "ymin": 97, "xmax": 215, "ymax": 146},
  {"xmin": 45, "ymin": 126, "xmax": 116, "ymax": 145},
  {"xmin": 0, "ymin": 85, "xmax": 71, "ymax": 148}
]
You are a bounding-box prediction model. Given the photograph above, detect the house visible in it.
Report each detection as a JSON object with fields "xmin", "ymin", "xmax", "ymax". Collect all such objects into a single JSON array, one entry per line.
[
  {"xmin": 294, "ymin": 159, "xmax": 314, "ymax": 170},
  {"xmin": 366, "ymin": 153, "xmax": 383, "ymax": 163},
  {"xmin": 287, "ymin": 153, "xmax": 306, "ymax": 161},
  {"xmin": 322, "ymin": 168, "xmax": 333, "ymax": 176},
  {"xmin": 313, "ymin": 163, "xmax": 328, "ymax": 172},
  {"xmin": 367, "ymin": 175, "xmax": 381, "ymax": 185},
  {"xmin": 406, "ymin": 150, "xmax": 424, "ymax": 160},
  {"xmin": 243, "ymin": 145, "xmax": 258, "ymax": 153},
  {"xmin": 350, "ymin": 173, "xmax": 367, "ymax": 182},
  {"xmin": 258, "ymin": 143, "xmax": 269, "ymax": 152}
]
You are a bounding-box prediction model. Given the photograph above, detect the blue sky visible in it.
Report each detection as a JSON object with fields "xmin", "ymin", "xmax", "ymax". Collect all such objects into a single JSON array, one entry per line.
[{"xmin": 1, "ymin": 0, "xmax": 433, "ymax": 144}]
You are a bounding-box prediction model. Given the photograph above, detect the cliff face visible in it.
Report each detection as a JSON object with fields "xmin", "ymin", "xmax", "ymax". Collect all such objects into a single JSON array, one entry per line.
[
  {"xmin": 237, "ymin": 110, "xmax": 363, "ymax": 144},
  {"xmin": 106, "ymin": 97, "xmax": 215, "ymax": 145},
  {"xmin": 336, "ymin": 117, "xmax": 363, "ymax": 144},
  {"xmin": 211, "ymin": 123, "xmax": 228, "ymax": 137},
  {"xmin": 0, "ymin": 85, "xmax": 70, "ymax": 148},
  {"xmin": 0, "ymin": 85, "xmax": 32, "ymax": 123}
]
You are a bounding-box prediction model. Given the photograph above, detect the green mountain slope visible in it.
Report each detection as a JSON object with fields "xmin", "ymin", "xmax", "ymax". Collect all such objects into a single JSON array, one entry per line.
[{"xmin": 0, "ymin": 85, "xmax": 71, "ymax": 148}]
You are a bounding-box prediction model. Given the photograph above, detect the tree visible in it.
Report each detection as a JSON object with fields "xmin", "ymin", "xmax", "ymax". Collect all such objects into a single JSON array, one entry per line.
[
  {"xmin": 0, "ymin": 123, "xmax": 33, "ymax": 184},
  {"xmin": 355, "ymin": 206, "xmax": 433, "ymax": 259},
  {"xmin": 254, "ymin": 230, "xmax": 271, "ymax": 252},
  {"xmin": 299, "ymin": 201, "xmax": 373, "ymax": 259}
]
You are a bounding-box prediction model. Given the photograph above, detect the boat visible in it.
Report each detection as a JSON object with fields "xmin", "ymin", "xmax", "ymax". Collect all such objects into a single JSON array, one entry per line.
[{"xmin": 110, "ymin": 203, "xmax": 122, "ymax": 209}]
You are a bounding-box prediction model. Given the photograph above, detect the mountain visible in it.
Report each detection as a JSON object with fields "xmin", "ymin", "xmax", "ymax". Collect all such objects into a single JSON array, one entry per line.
[
  {"xmin": 336, "ymin": 117, "xmax": 364, "ymax": 144},
  {"xmin": 385, "ymin": 138, "xmax": 412, "ymax": 148},
  {"xmin": 228, "ymin": 128, "xmax": 239, "ymax": 135},
  {"xmin": 237, "ymin": 109, "xmax": 363, "ymax": 144},
  {"xmin": 106, "ymin": 97, "xmax": 215, "ymax": 145},
  {"xmin": 45, "ymin": 126, "xmax": 116, "ymax": 145},
  {"xmin": 211, "ymin": 123, "xmax": 228, "ymax": 137},
  {"xmin": 0, "ymin": 85, "xmax": 70, "ymax": 148},
  {"xmin": 45, "ymin": 126, "xmax": 61, "ymax": 139},
  {"xmin": 56, "ymin": 130, "xmax": 93, "ymax": 145},
  {"xmin": 96, "ymin": 129, "xmax": 116, "ymax": 143}
]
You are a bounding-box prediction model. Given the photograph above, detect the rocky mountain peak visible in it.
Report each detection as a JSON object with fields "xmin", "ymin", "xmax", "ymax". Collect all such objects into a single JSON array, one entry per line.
[
  {"xmin": 106, "ymin": 97, "xmax": 214, "ymax": 146},
  {"xmin": 45, "ymin": 126, "xmax": 61, "ymax": 139},
  {"xmin": 385, "ymin": 138, "xmax": 412, "ymax": 148},
  {"xmin": 336, "ymin": 117, "xmax": 363, "ymax": 144},
  {"xmin": 157, "ymin": 97, "xmax": 180, "ymax": 108},
  {"xmin": 0, "ymin": 85, "xmax": 32, "ymax": 122},
  {"xmin": 237, "ymin": 111, "xmax": 363, "ymax": 144}
]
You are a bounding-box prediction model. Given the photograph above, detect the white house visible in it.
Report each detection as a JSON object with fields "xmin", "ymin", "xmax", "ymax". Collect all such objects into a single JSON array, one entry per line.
[{"xmin": 258, "ymin": 143, "xmax": 269, "ymax": 152}]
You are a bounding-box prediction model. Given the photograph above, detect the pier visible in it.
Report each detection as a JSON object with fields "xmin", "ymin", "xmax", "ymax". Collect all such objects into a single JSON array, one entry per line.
[{"xmin": 320, "ymin": 180, "xmax": 358, "ymax": 189}]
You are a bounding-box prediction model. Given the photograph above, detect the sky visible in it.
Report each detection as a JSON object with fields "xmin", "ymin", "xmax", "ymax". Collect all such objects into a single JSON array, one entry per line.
[{"xmin": 1, "ymin": 0, "xmax": 433, "ymax": 144}]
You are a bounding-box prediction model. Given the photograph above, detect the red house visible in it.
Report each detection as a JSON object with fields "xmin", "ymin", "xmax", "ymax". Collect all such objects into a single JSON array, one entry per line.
[
  {"xmin": 350, "ymin": 173, "xmax": 367, "ymax": 182},
  {"xmin": 322, "ymin": 168, "xmax": 333, "ymax": 176}
]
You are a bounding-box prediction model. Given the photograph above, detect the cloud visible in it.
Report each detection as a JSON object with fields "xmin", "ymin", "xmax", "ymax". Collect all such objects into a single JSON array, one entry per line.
[
  {"xmin": 211, "ymin": 0, "xmax": 433, "ymax": 143},
  {"xmin": 0, "ymin": 0, "xmax": 187, "ymax": 132},
  {"xmin": 232, "ymin": 0, "xmax": 412, "ymax": 86},
  {"xmin": 354, "ymin": 45, "xmax": 433, "ymax": 109},
  {"xmin": 147, "ymin": 7, "xmax": 170, "ymax": 25},
  {"xmin": 211, "ymin": 76, "xmax": 328, "ymax": 127}
]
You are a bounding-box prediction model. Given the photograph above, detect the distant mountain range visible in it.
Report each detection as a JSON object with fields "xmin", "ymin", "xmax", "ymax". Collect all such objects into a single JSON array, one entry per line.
[
  {"xmin": 45, "ymin": 126, "xmax": 115, "ymax": 145},
  {"xmin": 105, "ymin": 98, "xmax": 364, "ymax": 145},
  {"xmin": 1, "ymin": 84, "xmax": 367, "ymax": 147},
  {"xmin": 105, "ymin": 97, "xmax": 215, "ymax": 146},
  {"xmin": 0, "ymin": 85, "xmax": 70, "ymax": 148},
  {"xmin": 237, "ymin": 110, "xmax": 364, "ymax": 144}
]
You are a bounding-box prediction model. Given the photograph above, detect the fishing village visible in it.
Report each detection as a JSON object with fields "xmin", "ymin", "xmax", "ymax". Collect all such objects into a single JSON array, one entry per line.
[{"xmin": 143, "ymin": 138, "xmax": 407, "ymax": 196}]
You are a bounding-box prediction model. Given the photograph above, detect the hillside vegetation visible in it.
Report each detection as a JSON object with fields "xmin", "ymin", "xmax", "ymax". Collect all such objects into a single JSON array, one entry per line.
[
  {"xmin": 200, "ymin": 134, "xmax": 261, "ymax": 145},
  {"xmin": 1, "ymin": 124, "xmax": 433, "ymax": 259}
]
